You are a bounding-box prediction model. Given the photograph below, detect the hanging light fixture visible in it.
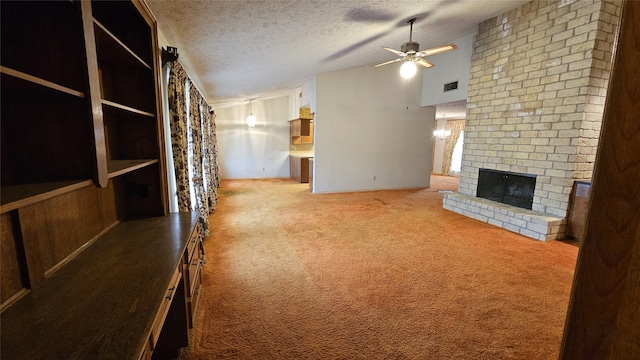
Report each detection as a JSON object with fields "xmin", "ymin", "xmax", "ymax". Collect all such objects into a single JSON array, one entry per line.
[
  {"xmin": 433, "ymin": 129, "xmax": 452, "ymax": 140},
  {"xmin": 400, "ymin": 60, "xmax": 417, "ymax": 79},
  {"xmin": 246, "ymin": 99, "xmax": 257, "ymax": 127}
]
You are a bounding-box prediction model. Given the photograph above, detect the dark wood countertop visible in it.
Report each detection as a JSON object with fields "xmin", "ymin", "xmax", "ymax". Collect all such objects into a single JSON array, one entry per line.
[{"xmin": 1, "ymin": 212, "xmax": 199, "ymax": 360}]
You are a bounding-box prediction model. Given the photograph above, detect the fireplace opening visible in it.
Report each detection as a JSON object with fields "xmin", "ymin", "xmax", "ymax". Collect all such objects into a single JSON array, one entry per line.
[{"xmin": 477, "ymin": 169, "xmax": 536, "ymax": 210}]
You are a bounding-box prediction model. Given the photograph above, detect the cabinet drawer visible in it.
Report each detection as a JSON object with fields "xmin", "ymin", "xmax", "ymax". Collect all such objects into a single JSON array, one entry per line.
[
  {"xmin": 185, "ymin": 222, "xmax": 201, "ymax": 264},
  {"xmin": 185, "ymin": 241, "xmax": 202, "ymax": 298},
  {"xmin": 149, "ymin": 266, "xmax": 181, "ymax": 351},
  {"xmin": 187, "ymin": 266, "xmax": 202, "ymax": 328}
]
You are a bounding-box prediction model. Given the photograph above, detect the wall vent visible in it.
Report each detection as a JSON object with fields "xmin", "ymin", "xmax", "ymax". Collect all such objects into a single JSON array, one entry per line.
[{"xmin": 444, "ymin": 81, "xmax": 458, "ymax": 92}]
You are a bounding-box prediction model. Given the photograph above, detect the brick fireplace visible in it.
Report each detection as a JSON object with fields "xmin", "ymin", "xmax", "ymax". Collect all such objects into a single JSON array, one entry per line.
[{"xmin": 443, "ymin": 0, "xmax": 620, "ymax": 241}]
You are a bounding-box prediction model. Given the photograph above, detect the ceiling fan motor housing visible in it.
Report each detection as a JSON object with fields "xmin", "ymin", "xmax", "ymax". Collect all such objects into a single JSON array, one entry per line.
[{"xmin": 401, "ymin": 41, "xmax": 420, "ymax": 54}]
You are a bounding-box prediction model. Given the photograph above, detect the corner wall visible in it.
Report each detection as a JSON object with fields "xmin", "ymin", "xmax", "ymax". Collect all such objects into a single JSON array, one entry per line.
[
  {"xmin": 421, "ymin": 31, "xmax": 475, "ymax": 107},
  {"xmin": 216, "ymin": 96, "xmax": 291, "ymax": 179},
  {"xmin": 314, "ymin": 63, "xmax": 435, "ymax": 193}
]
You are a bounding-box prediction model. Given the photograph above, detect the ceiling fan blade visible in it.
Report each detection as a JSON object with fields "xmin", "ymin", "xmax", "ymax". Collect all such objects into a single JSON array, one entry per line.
[
  {"xmin": 415, "ymin": 58, "xmax": 435, "ymax": 68},
  {"xmin": 374, "ymin": 58, "xmax": 404, "ymax": 67},
  {"xmin": 382, "ymin": 47, "xmax": 406, "ymax": 56},
  {"xmin": 418, "ymin": 44, "xmax": 457, "ymax": 57}
]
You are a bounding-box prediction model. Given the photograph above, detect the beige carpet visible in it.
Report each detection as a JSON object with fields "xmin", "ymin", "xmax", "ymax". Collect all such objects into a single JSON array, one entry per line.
[{"xmin": 180, "ymin": 175, "xmax": 578, "ymax": 359}]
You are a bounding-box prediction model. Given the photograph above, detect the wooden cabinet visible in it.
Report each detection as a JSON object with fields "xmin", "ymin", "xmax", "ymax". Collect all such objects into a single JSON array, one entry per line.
[
  {"xmin": 0, "ymin": 1, "xmax": 199, "ymax": 359},
  {"xmin": 150, "ymin": 266, "xmax": 183, "ymax": 351},
  {"xmin": 184, "ymin": 221, "xmax": 204, "ymax": 328},
  {"xmin": 0, "ymin": 213, "xmax": 200, "ymax": 360},
  {"xmin": 1, "ymin": 0, "xmax": 166, "ymax": 210},
  {"xmin": 289, "ymin": 118, "xmax": 313, "ymax": 144},
  {"xmin": 290, "ymin": 156, "xmax": 310, "ymax": 183},
  {"xmin": 1, "ymin": 0, "xmax": 166, "ymax": 300},
  {"xmin": 1, "ymin": 1, "xmax": 93, "ymax": 186},
  {"xmin": 566, "ymin": 181, "xmax": 591, "ymax": 241}
]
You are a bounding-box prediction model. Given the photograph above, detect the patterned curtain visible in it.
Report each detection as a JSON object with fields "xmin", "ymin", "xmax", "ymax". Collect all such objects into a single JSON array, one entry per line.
[
  {"xmin": 201, "ymin": 101, "xmax": 219, "ymax": 213},
  {"xmin": 189, "ymin": 82, "xmax": 211, "ymax": 234},
  {"xmin": 168, "ymin": 61, "xmax": 191, "ymax": 212},
  {"xmin": 441, "ymin": 120, "xmax": 466, "ymax": 176},
  {"xmin": 167, "ymin": 61, "xmax": 221, "ymax": 237}
]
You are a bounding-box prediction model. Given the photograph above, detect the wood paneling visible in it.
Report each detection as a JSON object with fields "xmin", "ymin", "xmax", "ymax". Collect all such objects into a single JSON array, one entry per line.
[
  {"xmin": 0, "ymin": 82, "xmax": 95, "ymax": 184},
  {"xmin": 112, "ymin": 164, "xmax": 164, "ymax": 220},
  {"xmin": 0, "ymin": 1, "xmax": 87, "ymax": 91},
  {"xmin": 18, "ymin": 184, "xmax": 117, "ymax": 286},
  {"xmin": 560, "ymin": 0, "xmax": 640, "ymax": 358},
  {"xmin": 1, "ymin": 212, "xmax": 27, "ymax": 307}
]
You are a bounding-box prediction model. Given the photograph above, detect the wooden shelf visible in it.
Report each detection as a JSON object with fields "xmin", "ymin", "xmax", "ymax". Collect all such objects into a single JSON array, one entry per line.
[
  {"xmin": 90, "ymin": 0, "xmax": 153, "ymax": 66},
  {"xmin": 95, "ymin": 22, "xmax": 156, "ymax": 114},
  {"xmin": 1, "ymin": 66, "xmax": 85, "ymax": 98},
  {"xmin": 2, "ymin": 1, "xmax": 174, "ymax": 357},
  {"xmin": 0, "ymin": 180, "xmax": 93, "ymax": 214},
  {"xmin": 93, "ymin": 19, "xmax": 152, "ymax": 70},
  {"xmin": 1, "ymin": 75, "xmax": 95, "ymax": 184},
  {"xmin": 107, "ymin": 159, "xmax": 159, "ymax": 178},
  {"xmin": 102, "ymin": 99, "xmax": 155, "ymax": 117},
  {"xmin": 0, "ymin": 1, "xmax": 88, "ymax": 91}
]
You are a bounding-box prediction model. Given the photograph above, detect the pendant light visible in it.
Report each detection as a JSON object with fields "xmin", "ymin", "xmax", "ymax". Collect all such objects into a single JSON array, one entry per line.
[{"xmin": 246, "ymin": 99, "xmax": 257, "ymax": 127}]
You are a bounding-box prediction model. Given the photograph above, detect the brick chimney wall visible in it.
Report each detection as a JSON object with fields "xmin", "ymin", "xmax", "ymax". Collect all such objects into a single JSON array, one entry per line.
[{"xmin": 458, "ymin": 0, "xmax": 621, "ymax": 218}]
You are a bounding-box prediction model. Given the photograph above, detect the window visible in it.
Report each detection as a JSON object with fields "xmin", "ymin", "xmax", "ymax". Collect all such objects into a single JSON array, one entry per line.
[{"xmin": 450, "ymin": 131, "xmax": 464, "ymax": 176}]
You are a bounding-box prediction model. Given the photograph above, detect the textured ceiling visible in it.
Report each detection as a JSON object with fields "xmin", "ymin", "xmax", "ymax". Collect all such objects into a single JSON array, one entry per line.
[{"xmin": 146, "ymin": 0, "xmax": 529, "ymax": 110}]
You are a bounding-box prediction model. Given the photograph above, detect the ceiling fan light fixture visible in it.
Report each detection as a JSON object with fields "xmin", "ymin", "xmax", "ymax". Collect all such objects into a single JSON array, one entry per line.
[
  {"xmin": 400, "ymin": 61, "xmax": 417, "ymax": 79},
  {"xmin": 374, "ymin": 17, "xmax": 457, "ymax": 74}
]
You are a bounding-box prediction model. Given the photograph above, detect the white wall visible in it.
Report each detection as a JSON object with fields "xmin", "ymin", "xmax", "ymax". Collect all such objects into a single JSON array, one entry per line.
[
  {"xmin": 285, "ymin": 77, "xmax": 317, "ymax": 120},
  {"xmin": 300, "ymin": 76, "xmax": 317, "ymax": 113},
  {"xmin": 431, "ymin": 118, "xmax": 447, "ymax": 175},
  {"xmin": 287, "ymin": 89, "xmax": 301, "ymax": 121},
  {"xmin": 314, "ymin": 63, "xmax": 435, "ymax": 193},
  {"xmin": 421, "ymin": 31, "xmax": 475, "ymax": 107},
  {"xmin": 216, "ymin": 96, "xmax": 291, "ymax": 179}
]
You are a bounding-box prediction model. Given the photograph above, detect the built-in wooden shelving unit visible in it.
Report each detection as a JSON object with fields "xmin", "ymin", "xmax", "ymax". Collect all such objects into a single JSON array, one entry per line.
[{"xmin": 1, "ymin": 1, "xmax": 201, "ymax": 358}]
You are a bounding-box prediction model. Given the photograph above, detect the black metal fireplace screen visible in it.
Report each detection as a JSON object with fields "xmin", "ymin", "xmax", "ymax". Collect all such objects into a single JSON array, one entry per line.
[{"xmin": 477, "ymin": 169, "xmax": 536, "ymax": 210}]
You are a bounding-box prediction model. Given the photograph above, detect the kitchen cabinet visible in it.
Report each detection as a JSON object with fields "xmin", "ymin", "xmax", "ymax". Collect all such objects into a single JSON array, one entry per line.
[
  {"xmin": 289, "ymin": 118, "xmax": 313, "ymax": 144},
  {"xmin": 290, "ymin": 155, "xmax": 310, "ymax": 183}
]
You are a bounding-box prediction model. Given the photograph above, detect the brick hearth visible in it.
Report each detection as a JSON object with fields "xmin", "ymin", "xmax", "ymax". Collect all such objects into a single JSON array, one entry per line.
[{"xmin": 444, "ymin": 193, "xmax": 565, "ymax": 241}]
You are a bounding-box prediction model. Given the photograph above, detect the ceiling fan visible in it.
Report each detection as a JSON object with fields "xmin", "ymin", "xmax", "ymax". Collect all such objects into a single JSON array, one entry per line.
[{"xmin": 375, "ymin": 18, "xmax": 457, "ymax": 77}]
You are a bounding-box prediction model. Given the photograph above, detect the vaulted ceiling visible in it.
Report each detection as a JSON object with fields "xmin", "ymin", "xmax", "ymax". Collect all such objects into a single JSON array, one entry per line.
[{"xmin": 146, "ymin": 0, "xmax": 529, "ymax": 111}]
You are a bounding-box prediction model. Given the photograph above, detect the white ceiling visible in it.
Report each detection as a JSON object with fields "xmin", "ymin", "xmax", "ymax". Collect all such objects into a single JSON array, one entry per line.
[{"xmin": 146, "ymin": 0, "xmax": 528, "ymax": 113}]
